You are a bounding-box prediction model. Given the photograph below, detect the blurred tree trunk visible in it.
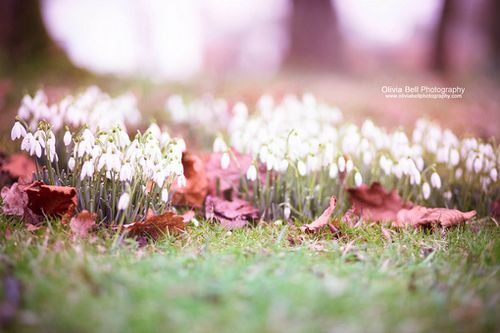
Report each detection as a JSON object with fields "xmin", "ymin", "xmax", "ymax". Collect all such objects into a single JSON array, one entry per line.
[
  {"xmin": 0, "ymin": 0, "xmax": 54, "ymax": 69},
  {"xmin": 431, "ymin": 0, "xmax": 454, "ymax": 73},
  {"xmin": 488, "ymin": 0, "xmax": 500, "ymax": 68},
  {"xmin": 285, "ymin": 0, "xmax": 341, "ymax": 70}
]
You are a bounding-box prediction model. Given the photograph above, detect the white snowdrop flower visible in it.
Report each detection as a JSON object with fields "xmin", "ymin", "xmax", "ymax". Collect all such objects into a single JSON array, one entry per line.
[
  {"xmin": 266, "ymin": 154, "xmax": 275, "ymax": 171},
  {"xmin": 177, "ymin": 175, "xmax": 187, "ymax": 188},
  {"xmin": 329, "ymin": 163, "xmax": 338, "ymax": 179},
  {"xmin": 33, "ymin": 130, "xmax": 45, "ymax": 149},
  {"xmin": 63, "ymin": 131, "xmax": 72, "ymax": 146},
  {"xmin": 449, "ymin": 149, "xmax": 460, "ymax": 166},
  {"xmin": 297, "ymin": 160, "xmax": 307, "ymax": 176},
  {"xmin": 11, "ymin": 122, "xmax": 26, "ymax": 140},
  {"xmin": 354, "ymin": 172, "xmax": 363, "ymax": 187},
  {"xmin": 117, "ymin": 130, "xmax": 130, "ymax": 148},
  {"xmin": 119, "ymin": 163, "xmax": 133, "ymax": 182},
  {"xmin": 422, "ymin": 182, "xmax": 431, "ymax": 200},
  {"xmin": 393, "ymin": 163, "xmax": 403, "ymax": 179},
  {"xmin": 220, "ymin": 152, "xmax": 230, "ymax": 170},
  {"xmin": 430, "ymin": 172, "xmax": 441, "ymax": 189},
  {"xmin": 345, "ymin": 159, "xmax": 353, "ymax": 174},
  {"xmin": 117, "ymin": 193, "xmax": 130, "ymax": 211},
  {"xmin": 246, "ymin": 164, "xmax": 257, "ymax": 181},
  {"xmin": 20, "ymin": 133, "xmax": 34, "ymax": 153},
  {"xmin": 465, "ymin": 156, "xmax": 474, "ymax": 172},
  {"xmin": 415, "ymin": 157, "xmax": 424, "ymax": 171},
  {"xmin": 80, "ymin": 160, "xmax": 94, "ymax": 180},
  {"xmin": 213, "ymin": 137, "xmax": 227, "ymax": 153},
  {"xmin": 277, "ymin": 159, "xmax": 289, "ymax": 172},
  {"xmin": 362, "ymin": 151, "xmax": 372, "ymax": 166},
  {"xmin": 444, "ymin": 191, "xmax": 452, "ymax": 201},
  {"xmin": 473, "ymin": 157, "xmax": 482, "ymax": 173},
  {"xmin": 68, "ymin": 157, "xmax": 76, "ymax": 171},
  {"xmin": 29, "ymin": 138, "xmax": 42, "ymax": 158},
  {"xmin": 455, "ymin": 168, "xmax": 463, "ymax": 179},
  {"xmin": 490, "ymin": 168, "xmax": 498, "ymax": 182},
  {"xmin": 337, "ymin": 156, "xmax": 346, "ymax": 172},
  {"xmin": 284, "ymin": 205, "xmax": 291, "ymax": 220},
  {"xmin": 161, "ymin": 189, "xmax": 169, "ymax": 203},
  {"xmin": 410, "ymin": 167, "xmax": 421, "ymax": 185},
  {"xmin": 82, "ymin": 128, "xmax": 95, "ymax": 144}
]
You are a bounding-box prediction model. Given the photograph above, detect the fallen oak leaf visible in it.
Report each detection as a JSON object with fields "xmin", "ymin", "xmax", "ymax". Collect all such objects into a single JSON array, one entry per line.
[
  {"xmin": 171, "ymin": 152, "xmax": 208, "ymax": 207},
  {"xmin": 347, "ymin": 182, "xmax": 413, "ymax": 222},
  {"xmin": 70, "ymin": 210, "xmax": 97, "ymax": 237},
  {"xmin": 301, "ymin": 196, "xmax": 337, "ymax": 233},
  {"xmin": 394, "ymin": 206, "xmax": 476, "ymax": 227},
  {"xmin": 124, "ymin": 211, "xmax": 186, "ymax": 240},
  {"xmin": 24, "ymin": 181, "xmax": 77, "ymax": 224},
  {"xmin": 204, "ymin": 195, "xmax": 259, "ymax": 230}
]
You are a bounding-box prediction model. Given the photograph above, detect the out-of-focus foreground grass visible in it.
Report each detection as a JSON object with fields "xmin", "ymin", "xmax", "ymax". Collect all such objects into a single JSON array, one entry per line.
[{"xmin": 0, "ymin": 216, "xmax": 499, "ymax": 333}]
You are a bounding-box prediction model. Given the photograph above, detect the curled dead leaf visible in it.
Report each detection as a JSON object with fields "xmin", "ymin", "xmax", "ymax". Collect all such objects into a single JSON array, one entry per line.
[
  {"xmin": 70, "ymin": 210, "xmax": 97, "ymax": 237},
  {"xmin": 301, "ymin": 196, "xmax": 337, "ymax": 233},
  {"xmin": 394, "ymin": 206, "xmax": 476, "ymax": 227},
  {"xmin": 171, "ymin": 152, "xmax": 208, "ymax": 207},
  {"xmin": 124, "ymin": 211, "xmax": 186, "ymax": 240},
  {"xmin": 347, "ymin": 182, "xmax": 413, "ymax": 222},
  {"xmin": 24, "ymin": 181, "xmax": 77, "ymax": 224},
  {"xmin": 204, "ymin": 195, "xmax": 259, "ymax": 230}
]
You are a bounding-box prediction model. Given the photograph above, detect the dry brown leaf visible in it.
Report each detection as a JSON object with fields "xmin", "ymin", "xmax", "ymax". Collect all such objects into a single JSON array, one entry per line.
[
  {"xmin": 172, "ymin": 152, "xmax": 208, "ymax": 207},
  {"xmin": 24, "ymin": 181, "xmax": 77, "ymax": 224},
  {"xmin": 347, "ymin": 182, "xmax": 413, "ymax": 222},
  {"xmin": 70, "ymin": 210, "xmax": 97, "ymax": 237},
  {"xmin": 301, "ymin": 196, "xmax": 337, "ymax": 233},
  {"xmin": 124, "ymin": 211, "xmax": 186, "ymax": 240},
  {"xmin": 204, "ymin": 195, "xmax": 259, "ymax": 230},
  {"xmin": 1, "ymin": 153, "xmax": 36, "ymax": 180},
  {"xmin": 394, "ymin": 206, "xmax": 476, "ymax": 227}
]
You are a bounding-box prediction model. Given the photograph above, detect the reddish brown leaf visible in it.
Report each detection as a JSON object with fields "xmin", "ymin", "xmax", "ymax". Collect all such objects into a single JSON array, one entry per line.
[
  {"xmin": 70, "ymin": 210, "xmax": 97, "ymax": 237},
  {"xmin": 394, "ymin": 206, "xmax": 476, "ymax": 227},
  {"xmin": 24, "ymin": 181, "xmax": 77, "ymax": 223},
  {"xmin": 0, "ymin": 153, "xmax": 36, "ymax": 180},
  {"xmin": 172, "ymin": 152, "xmax": 208, "ymax": 207},
  {"xmin": 204, "ymin": 195, "xmax": 259, "ymax": 230},
  {"xmin": 301, "ymin": 196, "xmax": 337, "ymax": 233},
  {"xmin": 124, "ymin": 211, "xmax": 186, "ymax": 240},
  {"xmin": 347, "ymin": 182, "xmax": 413, "ymax": 222}
]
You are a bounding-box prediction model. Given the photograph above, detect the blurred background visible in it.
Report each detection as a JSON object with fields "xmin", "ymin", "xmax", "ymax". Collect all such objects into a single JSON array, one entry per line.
[{"xmin": 0, "ymin": 0, "xmax": 499, "ymax": 137}]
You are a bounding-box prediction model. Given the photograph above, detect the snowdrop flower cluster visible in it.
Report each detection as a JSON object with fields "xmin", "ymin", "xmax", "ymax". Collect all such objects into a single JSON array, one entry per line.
[
  {"xmin": 18, "ymin": 86, "xmax": 141, "ymax": 133},
  {"xmin": 165, "ymin": 94, "xmax": 231, "ymax": 134},
  {"xmin": 11, "ymin": 117, "xmax": 185, "ymax": 224},
  {"xmin": 218, "ymin": 94, "xmax": 498, "ymax": 218}
]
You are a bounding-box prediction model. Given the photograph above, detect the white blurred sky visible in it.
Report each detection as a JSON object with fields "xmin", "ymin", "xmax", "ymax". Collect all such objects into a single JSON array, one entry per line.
[{"xmin": 42, "ymin": 0, "xmax": 441, "ymax": 80}]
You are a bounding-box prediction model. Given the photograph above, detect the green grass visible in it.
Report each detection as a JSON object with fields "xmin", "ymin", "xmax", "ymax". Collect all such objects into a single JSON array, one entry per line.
[{"xmin": 0, "ymin": 216, "xmax": 499, "ymax": 333}]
